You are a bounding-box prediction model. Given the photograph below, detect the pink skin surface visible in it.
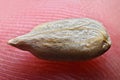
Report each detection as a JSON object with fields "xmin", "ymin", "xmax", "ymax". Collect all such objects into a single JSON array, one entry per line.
[{"xmin": 0, "ymin": 0, "xmax": 120, "ymax": 80}]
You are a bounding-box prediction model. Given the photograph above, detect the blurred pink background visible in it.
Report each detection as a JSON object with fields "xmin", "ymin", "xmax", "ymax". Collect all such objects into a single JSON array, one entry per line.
[{"xmin": 0, "ymin": 0, "xmax": 120, "ymax": 80}]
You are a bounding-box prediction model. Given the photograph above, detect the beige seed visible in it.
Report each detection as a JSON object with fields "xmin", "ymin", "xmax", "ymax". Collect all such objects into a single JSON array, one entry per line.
[{"xmin": 8, "ymin": 18, "xmax": 111, "ymax": 61}]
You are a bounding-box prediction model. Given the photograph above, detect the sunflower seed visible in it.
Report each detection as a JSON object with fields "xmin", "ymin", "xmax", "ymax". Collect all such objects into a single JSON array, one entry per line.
[{"xmin": 8, "ymin": 18, "xmax": 111, "ymax": 61}]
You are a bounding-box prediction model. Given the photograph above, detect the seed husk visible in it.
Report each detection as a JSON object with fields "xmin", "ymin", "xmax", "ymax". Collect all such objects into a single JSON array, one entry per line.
[{"xmin": 8, "ymin": 18, "xmax": 111, "ymax": 61}]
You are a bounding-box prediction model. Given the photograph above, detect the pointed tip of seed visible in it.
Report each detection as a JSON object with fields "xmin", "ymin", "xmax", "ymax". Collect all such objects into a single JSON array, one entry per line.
[
  {"xmin": 8, "ymin": 38, "xmax": 19, "ymax": 46},
  {"xmin": 8, "ymin": 38, "xmax": 29, "ymax": 50}
]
